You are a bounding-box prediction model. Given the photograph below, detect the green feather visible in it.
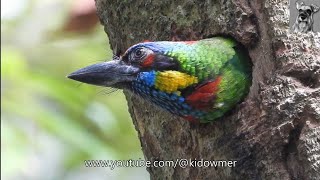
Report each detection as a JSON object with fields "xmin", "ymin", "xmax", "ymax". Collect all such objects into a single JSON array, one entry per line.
[{"xmin": 165, "ymin": 37, "xmax": 251, "ymax": 122}]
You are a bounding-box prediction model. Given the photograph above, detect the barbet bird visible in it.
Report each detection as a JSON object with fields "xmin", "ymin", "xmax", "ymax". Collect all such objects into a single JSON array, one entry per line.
[{"xmin": 68, "ymin": 37, "xmax": 252, "ymax": 123}]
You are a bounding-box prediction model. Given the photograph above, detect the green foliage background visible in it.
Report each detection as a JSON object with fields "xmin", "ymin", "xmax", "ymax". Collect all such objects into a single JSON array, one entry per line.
[{"xmin": 1, "ymin": 0, "xmax": 147, "ymax": 179}]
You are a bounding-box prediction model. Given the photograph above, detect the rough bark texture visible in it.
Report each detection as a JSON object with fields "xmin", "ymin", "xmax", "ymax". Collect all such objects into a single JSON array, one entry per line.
[{"xmin": 95, "ymin": 0, "xmax": 320, "ymax": 179}]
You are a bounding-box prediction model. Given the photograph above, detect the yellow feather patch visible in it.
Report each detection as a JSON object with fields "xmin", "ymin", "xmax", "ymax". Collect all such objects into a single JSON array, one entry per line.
[{"xmin": 155, "ymin": 71, "xmax": 198, "ymax": 93}]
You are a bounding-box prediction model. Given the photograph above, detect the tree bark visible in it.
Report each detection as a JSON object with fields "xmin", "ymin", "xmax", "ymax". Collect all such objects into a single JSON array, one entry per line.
[{"xmin": 95, "ymin": 0, "xmax": 320, "ymax": 179}]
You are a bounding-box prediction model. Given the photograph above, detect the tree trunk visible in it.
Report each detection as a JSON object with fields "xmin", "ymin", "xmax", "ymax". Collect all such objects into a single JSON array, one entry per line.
[{"xmin": 95, "ymin": 0, "xmax": 320, "ymax": 179}]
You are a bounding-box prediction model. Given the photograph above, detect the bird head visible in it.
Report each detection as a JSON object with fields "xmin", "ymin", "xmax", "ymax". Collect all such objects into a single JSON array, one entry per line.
[
  {"xmin": 67, "ymin": 38, "xmax": 252, "ymax": 123},
  {"xmin": 67, "ymin": 41, "xmax": 180, "ymax": 89}
]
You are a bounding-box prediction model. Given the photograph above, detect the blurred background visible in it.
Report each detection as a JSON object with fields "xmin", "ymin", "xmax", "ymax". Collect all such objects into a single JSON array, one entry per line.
[{"xmin": 1, "ymin": 0, "xmax": 149, "ymax": 179}]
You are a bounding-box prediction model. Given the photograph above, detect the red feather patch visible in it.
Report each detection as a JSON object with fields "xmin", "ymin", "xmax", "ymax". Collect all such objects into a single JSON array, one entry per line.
[
  {"xmin": 141, "ymin": 54, "xmax": 155, "ymax": 67},
  {"xmin": 184, "ymin": 41, "xmax": 196, "ymax": 45},
  {"xmin": 184, "ymin": 115, "xmax": 200, "ymax": 124},
  {"xmin": 186, "ymin": 76, "xmax": 222, "ymax": 110}
]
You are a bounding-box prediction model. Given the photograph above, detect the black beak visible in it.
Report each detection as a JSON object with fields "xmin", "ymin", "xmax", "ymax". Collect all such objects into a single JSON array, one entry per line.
[{"xmin": 67, "ymin": 60, "xmax": 140, "ymax": 87}]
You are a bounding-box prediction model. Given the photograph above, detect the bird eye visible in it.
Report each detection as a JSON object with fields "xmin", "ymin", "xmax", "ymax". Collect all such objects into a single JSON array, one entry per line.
[
  {"xmin": 130, "ymin": 47, "xmax": 146, "ymax": 62},
  {"xmin": 135, "ymin": 49, "xmax": 142, "ymax": 56}
]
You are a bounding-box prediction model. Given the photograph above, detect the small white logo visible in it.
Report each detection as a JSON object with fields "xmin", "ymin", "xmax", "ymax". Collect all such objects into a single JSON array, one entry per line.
[{"xmin": 290, "ymin": 0, "xmax": 320, "ymax": 33}]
